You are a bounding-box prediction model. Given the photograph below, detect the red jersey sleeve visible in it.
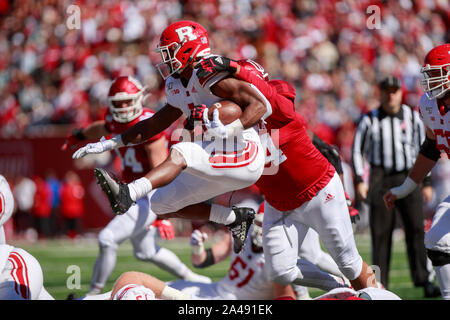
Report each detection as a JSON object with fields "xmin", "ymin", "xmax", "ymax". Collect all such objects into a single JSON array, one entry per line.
[{"xmin": 236, "ymin": 68, "xmax": 296, "ymax": 126}]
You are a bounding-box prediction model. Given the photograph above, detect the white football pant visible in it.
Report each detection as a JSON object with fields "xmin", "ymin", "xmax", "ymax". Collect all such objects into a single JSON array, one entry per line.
[
  {"xmin": 151, "ymin": 138, "xmax": 265, "ymax": 215},
  {"xmin": 424, "ymin": 195, "xmax": 450, "ymax": 299},
  {"xmin": 263, "ymin": 172, "xmax": 363, "ymax": 285}
]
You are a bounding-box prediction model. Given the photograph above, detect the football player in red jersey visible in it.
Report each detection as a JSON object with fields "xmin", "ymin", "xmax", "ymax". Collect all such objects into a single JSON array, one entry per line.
[
  {"xmin": 384, "ymin": 44, "xmax": 450, "ymax": 299},
  {"xmin": 194, "ymin": 57, "xmax": 377, "ymax": 290},
  {"xmin": 72, "ymin": 21, "xmax": 272, "ymax": 254},
  {"xmin": 63, "ymin": 76, "xmax": 211, "ymax": 296}
]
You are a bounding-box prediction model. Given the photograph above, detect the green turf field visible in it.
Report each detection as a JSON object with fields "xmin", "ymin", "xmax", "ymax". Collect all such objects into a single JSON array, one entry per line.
[{"xmin": 8, "ymin": 232, "xmax": 441, "ymax": 300}]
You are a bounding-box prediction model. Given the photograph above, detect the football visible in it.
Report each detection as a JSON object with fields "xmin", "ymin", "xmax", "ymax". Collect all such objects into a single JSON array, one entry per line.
[{"xmin": 207, "ymin": 100, "xmax": 242, "ymax": 125}]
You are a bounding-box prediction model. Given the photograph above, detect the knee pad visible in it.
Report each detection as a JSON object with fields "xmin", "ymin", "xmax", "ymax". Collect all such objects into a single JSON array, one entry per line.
[
  {"xmin": 98, "ymin": 228, "xmax": 118, "ymax": 250},
  {"xmin": 427, "ymin": 249, "xmax": 450, "ymax": 267}
]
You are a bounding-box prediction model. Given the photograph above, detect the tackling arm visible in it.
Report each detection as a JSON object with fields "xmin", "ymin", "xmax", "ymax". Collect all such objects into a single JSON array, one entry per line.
[{"xmin": 384, "ymin": 127, "xmax": 438, "ymax": 209}]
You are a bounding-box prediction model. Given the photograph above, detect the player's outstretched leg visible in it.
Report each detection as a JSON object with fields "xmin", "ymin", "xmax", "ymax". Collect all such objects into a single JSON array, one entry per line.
[
  {"xmin": 94, "ymin": 168, "xmax": 134, "ymax": 215},
  {"xmin": 227, "ymin": 206, "xmax": 256, "ymax": 253}
]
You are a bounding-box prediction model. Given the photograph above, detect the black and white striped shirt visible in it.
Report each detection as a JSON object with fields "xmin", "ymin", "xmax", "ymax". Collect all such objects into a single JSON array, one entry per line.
[{"xmin": 352, "ymin": 104, "xmax": 426, "ymax": 183}]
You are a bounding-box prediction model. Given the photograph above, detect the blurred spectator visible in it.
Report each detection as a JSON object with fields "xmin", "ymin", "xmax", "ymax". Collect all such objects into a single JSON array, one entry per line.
[
  {"xmin": 59, "ymin": 170, "xmax": 85, "ymax": 239},
  {"xmin": 0, "ymin": 0, "xmax": 447, "ymax": 150},
  {"xmin": 12, "ymin": 175, "xmax": 35, "ymax": 235},
  {"xmin": 45, "ymin": 169, "xmax": 62, "ymax": 236},
  {"xmin": 31, "ymin": 175, "xmax": 52, "ymax": 239}
]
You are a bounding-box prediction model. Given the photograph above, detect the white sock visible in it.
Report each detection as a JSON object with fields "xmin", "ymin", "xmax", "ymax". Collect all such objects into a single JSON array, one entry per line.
[
  {"xmin": 435, "ymin": 264, "xmax": 450, "ymax": 300},
  {"xmin": 128, "ymin": 177, "xmax": 152, "ymax": 201},
  {"xmin": 209, "ymin": 204, "xmax": 236, "ymax": 225}
]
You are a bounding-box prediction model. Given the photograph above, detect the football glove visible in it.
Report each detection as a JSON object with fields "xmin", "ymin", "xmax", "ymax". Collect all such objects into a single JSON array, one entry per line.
[
  {"xmin": 195, "ymin": 56, "xmax": 238, "ymax": 79},
  {"xmin": 61, "ymin": 128, "xmax": 85, "ymax": 151},
  {"xmin": 72, "ymin": 136, "xmax": 122, "ymax": 159},
  {"xmin": 151, "ymin": 219, "xmax": 175, "ymax": 240},
  {"xmin": 184, "ymin": 104, "xmax": 208, "ymax": 130},
  {"xmin": 345, "ymin": 191, "xmax": 360, "ymax": 224},
  {"xmin": 190, "ymin": 229, "xmax": 208, "ymax": 255}
]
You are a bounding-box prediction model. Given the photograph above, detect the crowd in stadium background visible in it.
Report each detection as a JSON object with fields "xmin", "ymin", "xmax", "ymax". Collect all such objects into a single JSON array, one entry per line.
[{"xmin": 0, "ymin": 0, "xmax": 449, "ymax": 238}]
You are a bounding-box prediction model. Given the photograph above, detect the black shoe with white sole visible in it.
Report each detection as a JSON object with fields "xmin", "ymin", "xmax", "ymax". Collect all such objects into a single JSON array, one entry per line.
[
  {"xmin": 94, "ymin": 168, "xmax": 134, "ymax": 215},
  {"xmin": 226, "ymin": 206, "xmax": 256, "ymax": 254}
]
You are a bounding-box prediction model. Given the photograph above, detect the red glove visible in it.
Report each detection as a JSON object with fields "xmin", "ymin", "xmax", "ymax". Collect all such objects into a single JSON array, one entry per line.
[
  {"xmin": 61, "ymin": 128, "xmax": 85, "ymax": 151},
  {"xmin": 151, "ymin": 219, "xmax": 175, "ymax": 240},
  {"xmin": 345, "ymin": 191, "xmax": 360, "ymax": 224},
  {"xmin": 184, "ymin": 104, "xmax": 207, "ymax": 130}
]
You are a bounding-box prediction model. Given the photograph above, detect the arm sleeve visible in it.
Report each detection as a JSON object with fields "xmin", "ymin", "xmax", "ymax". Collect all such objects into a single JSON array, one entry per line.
[{"xmin": 352, "ymin": 115, "xmax": 370, "ymax": 184}]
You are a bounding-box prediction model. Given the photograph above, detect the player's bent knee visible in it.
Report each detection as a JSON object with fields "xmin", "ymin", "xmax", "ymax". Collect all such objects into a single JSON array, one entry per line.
[
  {"xmin": 98, "ymin": 229, "xmax": 118, "ymax": 249},
  {"xmin": 427, "ymin": 249, "xmax": 450, "ymax": 267},
  {"xmin": 272, "ymin": 271, "xmax": 298, "ymax": 286},
  {"xmin": 133, "ymin": 249, "xmax": 157, "ymax": 261},
  {"xmin": 337, "ymin": 255, "xmax": 363, "ymax": 281}
]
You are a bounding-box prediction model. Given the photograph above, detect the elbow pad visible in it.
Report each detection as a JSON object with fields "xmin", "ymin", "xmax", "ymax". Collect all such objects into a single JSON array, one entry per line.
[{"xmin": 419, "ymin": 136, "xmax": 441, "ymax": 161}]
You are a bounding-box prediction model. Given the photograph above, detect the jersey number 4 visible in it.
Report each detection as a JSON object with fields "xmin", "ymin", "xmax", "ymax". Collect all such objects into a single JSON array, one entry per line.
[{"xmin": 116, "ymin": 148, "xmax": 143, "ymax": 173}]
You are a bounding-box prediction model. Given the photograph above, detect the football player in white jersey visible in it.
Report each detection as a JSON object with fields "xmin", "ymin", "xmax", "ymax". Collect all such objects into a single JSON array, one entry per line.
[
  {"xmin": 166, "ymin": 207, "xmax": 350, "ymax": 300},
  {"xmin": 88, "ymin": 208, "xmax": 349, "ymax": 301},
  {"xmin": 72, "ymin": 20, "xmax": 271, "ymax": 253},
  {"xmin": 384, "ymin": 43, "xmax": 450, "ymax": 299},
  {"xmin": 63, "ymin": 76, "xmax": 211, "ymax": 296},
  {"xmin": 0, "ymin": 175, "xmax": 54, "ymax": 300}
]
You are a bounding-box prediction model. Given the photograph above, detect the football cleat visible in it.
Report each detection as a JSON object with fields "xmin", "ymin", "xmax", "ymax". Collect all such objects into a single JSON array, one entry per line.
[
  {"xmin": 226, "ymin": 206, "xmax": 256, "ymax": 254},
  {"xmin": 94, "ymin": 168, "xmax": 134, "ymax": 215}
]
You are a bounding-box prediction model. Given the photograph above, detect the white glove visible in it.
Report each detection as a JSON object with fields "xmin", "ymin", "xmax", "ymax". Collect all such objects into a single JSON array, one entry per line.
[
  {"xmin": 189, "ymin": 229, "xmax": 208, "ymax": 255},
  {"xmin": 204, "ymin": 109, "xmax": 244, "ymax": 139},
  {"xmin": 72, "ymin": 135, "xmax": 123, "ymax": 159}
]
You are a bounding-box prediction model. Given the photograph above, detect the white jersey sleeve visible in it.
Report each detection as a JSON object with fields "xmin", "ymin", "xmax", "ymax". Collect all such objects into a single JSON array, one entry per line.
[
  {"xmin": 0, "ymin": 175, "xmax": 14, "ymax": 230},
  {"xmin": 419, "ymin": 94, "xmax": 450, "ymax": 156}
]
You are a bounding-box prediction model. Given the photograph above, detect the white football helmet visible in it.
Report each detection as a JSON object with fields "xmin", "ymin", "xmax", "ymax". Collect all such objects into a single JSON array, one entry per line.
[
  {"xmin": 420, "ymin": 43, "xmax": 450, "ymax": 100},
  {"xmin": 113, "ymin": 284, "xmax": 156, "ymax": 300},
  {"xmin": 107, "ymin": 76, "xmax": 146, "ymax": 123}
]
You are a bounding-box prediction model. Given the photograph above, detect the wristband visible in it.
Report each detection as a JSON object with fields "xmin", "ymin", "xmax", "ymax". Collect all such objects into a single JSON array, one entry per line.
[
  {"xmin": 192, "ymin": 242, "xmax": 205, "ymax": 255},
  {"xmin": 390, "ymin": 177, "xmax": 418, "ymax": 199},
  {"xmin": 160, "ymin": 286, "xmax": 190, "ymax": 300},
  {"xmin": 195, "ymin": 248, "xmax": 215, "ymax": 269},
  {"xmin": 73, "ymin": 128, "xmax": 86, "ymax": 140}
]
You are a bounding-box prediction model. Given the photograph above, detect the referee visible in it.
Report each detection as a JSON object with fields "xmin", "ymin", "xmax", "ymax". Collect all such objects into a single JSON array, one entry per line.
[{"xmin": 351, "ymin": 76, "xmax": 440, "ymax": 297}]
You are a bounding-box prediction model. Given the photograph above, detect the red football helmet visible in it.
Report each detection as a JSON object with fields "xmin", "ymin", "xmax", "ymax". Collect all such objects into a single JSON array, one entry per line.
[
  {"xmin": 237, "ymin": 59, "xmax": 269, "ymax": 81},
  {"xmin": 108, "ymin": 76, "xmax": 145, "ymax": 123},
  {"xmin": 420, "ymin": 43, "xmax": 450, "ymax": 100},
  {"xmin": 156, "ymin": 20, "xmax": 211, "ymax": 79}
]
